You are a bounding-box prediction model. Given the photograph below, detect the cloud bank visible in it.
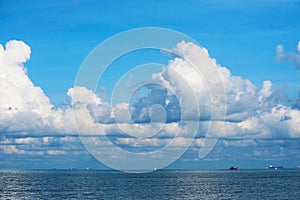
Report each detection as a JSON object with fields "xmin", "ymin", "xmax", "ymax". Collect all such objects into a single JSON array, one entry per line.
[{"xmin": 1, "ymin": 40, "xmax": 300, "ymax": 161}]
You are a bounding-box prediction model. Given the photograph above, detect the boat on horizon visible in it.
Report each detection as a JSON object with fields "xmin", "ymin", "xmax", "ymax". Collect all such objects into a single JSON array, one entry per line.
[
  {"xmin": 267, "ymin": 165, "xmax": 283, "ymax": 170},
  {"xmin": 229, "ymin": 166, "xmax": 238, "ymax": 170}
]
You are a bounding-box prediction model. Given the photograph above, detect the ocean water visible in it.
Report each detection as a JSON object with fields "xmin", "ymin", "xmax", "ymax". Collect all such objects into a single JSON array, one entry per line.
[{"xmin": 0, "ymin": 169, "xmax": 299, "ymax": 199}]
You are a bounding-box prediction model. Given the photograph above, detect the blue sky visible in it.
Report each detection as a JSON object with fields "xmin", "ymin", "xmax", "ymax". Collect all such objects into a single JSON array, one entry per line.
[
  {"xmin": 1, "ymin": 0, "xmax": 300, "ymax": 170},
  {"xmin": 1, "ymin": 0, "xmax": 300, "ymax": 105}
]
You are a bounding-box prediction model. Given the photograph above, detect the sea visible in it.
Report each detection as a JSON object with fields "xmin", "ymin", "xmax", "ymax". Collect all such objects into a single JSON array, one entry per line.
[{"xmin": 0, "ymin": 169, "xmax": 299, "ymax": 199}]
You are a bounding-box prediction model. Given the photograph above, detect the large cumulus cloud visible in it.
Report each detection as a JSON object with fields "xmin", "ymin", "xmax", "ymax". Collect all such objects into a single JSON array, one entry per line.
[
  {"xmin": 1, "ymin": 40, "xmax": 300, "ymax": 158},
  {"xmin": 0, "ymin": 40, "xmax": 56, "ymax": 134}
]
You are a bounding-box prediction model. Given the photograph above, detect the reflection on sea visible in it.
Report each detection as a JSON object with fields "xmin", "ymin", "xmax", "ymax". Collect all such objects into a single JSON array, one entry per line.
[{"xmin": 0, "ymin": 169, "xmax": 300, "ymax": 199}]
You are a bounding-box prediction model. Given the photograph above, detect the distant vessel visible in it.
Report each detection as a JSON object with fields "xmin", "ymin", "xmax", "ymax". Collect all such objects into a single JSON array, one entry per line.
[
  {"xmin": 268, "ymin": 165, "xmax": 283, "ymax": 170},
  {"xmin": 229, "ymin": 166, "xmax": 238, "ymax": 170}
]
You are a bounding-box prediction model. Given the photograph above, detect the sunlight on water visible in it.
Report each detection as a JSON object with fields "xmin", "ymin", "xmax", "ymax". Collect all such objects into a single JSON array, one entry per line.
[{"xmin": 0, "ymin": 169, "xmax": 300, "ymax": 199}]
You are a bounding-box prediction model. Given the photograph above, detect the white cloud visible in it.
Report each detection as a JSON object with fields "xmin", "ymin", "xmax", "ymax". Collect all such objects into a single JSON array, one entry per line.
[
  {"xmin": 153, "ymin": 41, "xmax": 286, "ymax": 124},
  {"xmin": 151, "ymin": 41, "xmax": 300, "ymax": 140},
  {"xmin": 115, "ymin": 137, "xmax": 203, "ymax": 149},
  {"xmin": 223, "ymin": 139, "xmax": 257, "ymax": 147},
  {"xmin": 0, "ymin": 41, "xmax": 109, "ymax": 135},
  {"xmin": 0, "ymin": 40, "xmax": 56, "ymax": 134},
  {"xmin": 259, "ymin": 80, "xmax": 272, "ymax": 99},
  {"xmin": 0, "ymin": 40, "xmax": 31, "ymax": 64},
  {"xmin": 47, "ymin": 150, "xmax": 66, "ymax": 155},
  {"xmin": 14, "ymin": 137, "xmax": 40, "ymax": 145},
  {"xmin": 68, "ymin": 86, "xmax": 101, "ymax": 106},
  {"xmin": 276, "ymin": 41, "xmax": 300, "ymax": 69},
  {"xmin": 1, "ymin": 145, "xmax": 26, "ymax": 155},
  {"xmin": 0, "ymin": 136, "xmax": 86, "ymax": 156},
  {"xmin": 1, "ymin": 39, "xmax": 300, "ymax": 159}
]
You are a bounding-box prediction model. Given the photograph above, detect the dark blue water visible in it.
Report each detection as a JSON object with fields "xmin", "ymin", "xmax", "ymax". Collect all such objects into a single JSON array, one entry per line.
[{"xmin": 0, "ymin": 169, "xmax": 299, "ymax": 199}]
